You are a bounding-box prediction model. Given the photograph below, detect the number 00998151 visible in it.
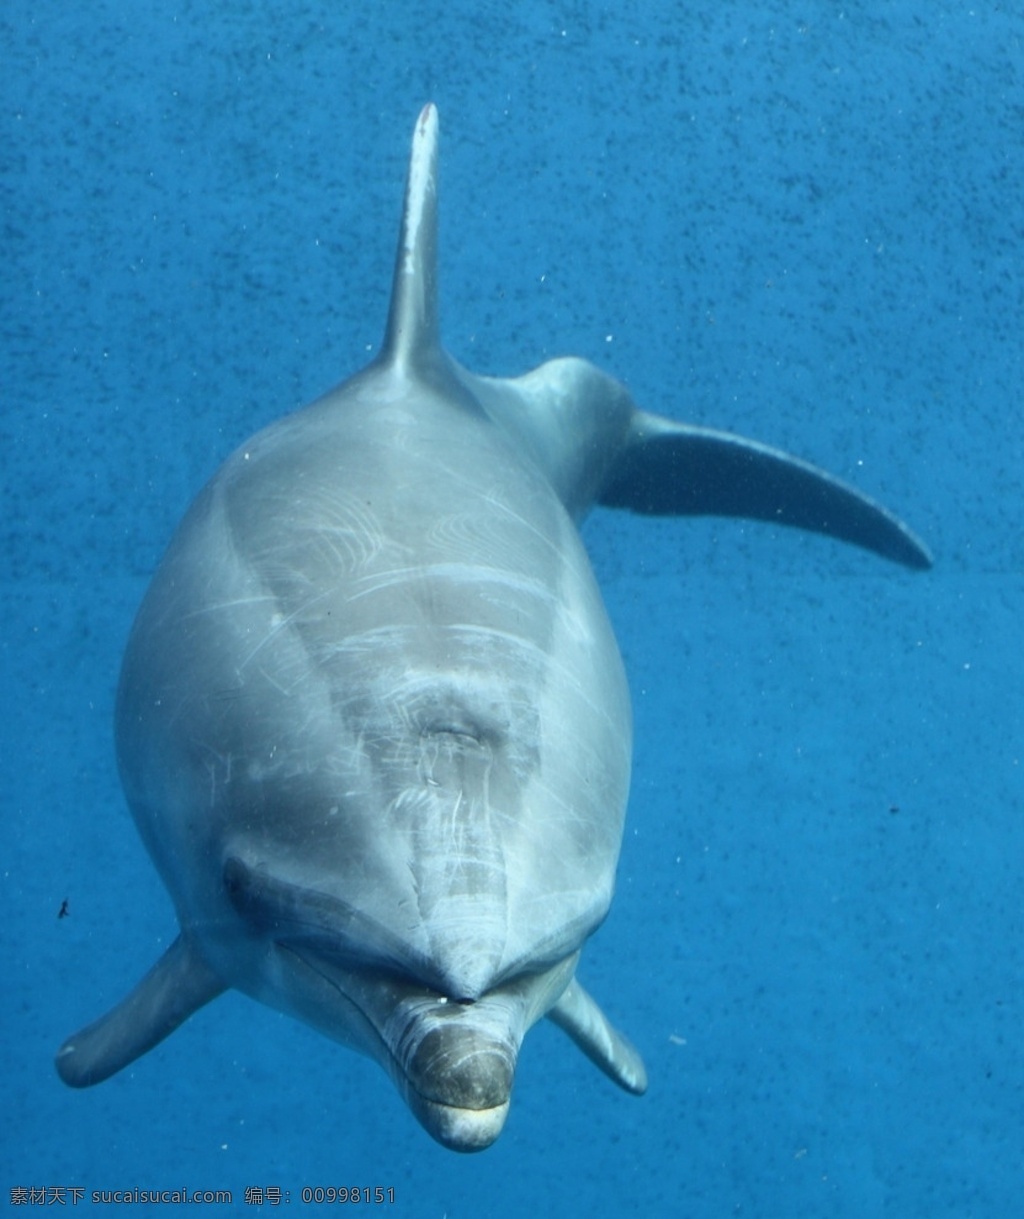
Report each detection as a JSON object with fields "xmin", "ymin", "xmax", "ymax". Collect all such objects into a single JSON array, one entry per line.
[{"xmin": 301, "ymin": 1186, "xmax": 396, "ymax": 1204}]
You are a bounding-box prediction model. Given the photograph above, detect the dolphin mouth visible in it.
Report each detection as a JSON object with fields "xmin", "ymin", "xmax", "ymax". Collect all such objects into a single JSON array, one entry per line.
[{"xmin": 408, "ymin": 1094, "xmax": 511, "ymax": 1153}]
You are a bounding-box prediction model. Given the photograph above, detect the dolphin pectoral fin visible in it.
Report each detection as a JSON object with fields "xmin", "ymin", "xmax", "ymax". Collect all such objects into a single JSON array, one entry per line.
[
  {"xmin": 600, "ymin": 411, "xmax": 933, "ymax": 570},
  {"xmin": 548, "ymin": 978, "xmax": 648, "ymax": 1095},
  {"xmin": 55, "ymin": 934, "xmax": 225, "ymax": 1088}
]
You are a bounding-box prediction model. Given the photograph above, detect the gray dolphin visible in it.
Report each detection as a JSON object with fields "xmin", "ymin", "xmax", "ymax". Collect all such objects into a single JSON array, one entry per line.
[{"xmin": 56, "ymin": 104, "xmax": 930, "ymax": 1151}]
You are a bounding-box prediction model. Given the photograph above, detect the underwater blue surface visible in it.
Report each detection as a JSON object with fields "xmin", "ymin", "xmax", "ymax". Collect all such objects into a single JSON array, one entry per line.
[{"xmin": 3, "ymin": 1, "xmax": 1022, "ymax": 1214}]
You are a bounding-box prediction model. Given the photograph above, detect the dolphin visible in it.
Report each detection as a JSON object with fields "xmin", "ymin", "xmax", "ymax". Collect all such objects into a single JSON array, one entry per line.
[{"xmin": 56, "ymin": 104, "xmax": 930, "ymax": 1151}]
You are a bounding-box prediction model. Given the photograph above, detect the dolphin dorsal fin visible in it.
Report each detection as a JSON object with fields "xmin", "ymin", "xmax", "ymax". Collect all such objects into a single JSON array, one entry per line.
[{"xmin": 380, "ymin": 103, "xmax": 441, "ymax": 373}]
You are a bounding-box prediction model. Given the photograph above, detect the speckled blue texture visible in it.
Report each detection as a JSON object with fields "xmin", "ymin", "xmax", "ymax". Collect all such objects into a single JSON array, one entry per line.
[{"xmin": 3, "ymin": 3, "xmax": 1021, "ymax": 1215}]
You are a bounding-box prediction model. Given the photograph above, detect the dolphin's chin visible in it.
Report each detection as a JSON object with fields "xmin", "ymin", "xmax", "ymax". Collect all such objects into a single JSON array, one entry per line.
[{"xmin": 410, "ymin": 1095, "xmax": 511, "ymax": 1152}]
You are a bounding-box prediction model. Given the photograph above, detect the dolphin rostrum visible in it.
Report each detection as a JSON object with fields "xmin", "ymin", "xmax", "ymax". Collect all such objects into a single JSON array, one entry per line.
[{"xmin": 56, "ymin": 104, "xmax": 930, "ymax": 1151}]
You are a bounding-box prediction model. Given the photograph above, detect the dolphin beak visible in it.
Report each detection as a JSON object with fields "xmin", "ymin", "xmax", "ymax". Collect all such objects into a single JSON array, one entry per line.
[{"xmin": 387, "ymin": 997, "xmax": 520, "ymax": 1152}]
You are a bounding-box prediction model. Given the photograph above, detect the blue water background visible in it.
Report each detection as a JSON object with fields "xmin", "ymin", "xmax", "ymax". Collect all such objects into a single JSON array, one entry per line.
[{"xmin": 3, "ymin": 3, "xmax": 1021, "ymax": 1215}]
